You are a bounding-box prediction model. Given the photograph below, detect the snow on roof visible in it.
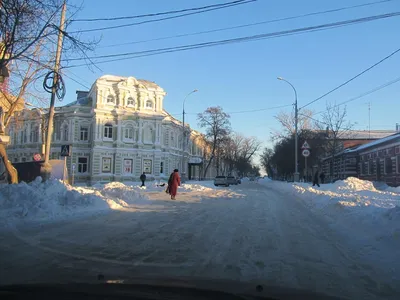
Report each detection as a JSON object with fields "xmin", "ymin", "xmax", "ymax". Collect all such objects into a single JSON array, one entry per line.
[
  {"xmin": 339, "ymin": 130, "xmax": 397, "ymax": 140},
  {"xmin": 347, "ymin": 133, "xmax": 400, "ymax": 153}
]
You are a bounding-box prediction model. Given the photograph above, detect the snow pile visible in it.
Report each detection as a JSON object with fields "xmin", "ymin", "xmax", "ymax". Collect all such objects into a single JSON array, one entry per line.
[
  {"xmin": 180, "ymin": 181, "xmax": 214, "ymax": 192},
  {"xmin": 0, "ymin": 177, "xmax": 112, "ymax": 221},
  {"xmin": 261, "ymin": 177, "xmax": 400, "ymax": 242},
  {"xmin": 101, "ymin": 182, "xmax": 148, "ymax": 206},
  {"xmin": 258, "ymin": 177, "xmax": 271, "ymax": 184},
  {"xmin": 0, "ymin": 179, "xmax": 151, "ymax": 223}
]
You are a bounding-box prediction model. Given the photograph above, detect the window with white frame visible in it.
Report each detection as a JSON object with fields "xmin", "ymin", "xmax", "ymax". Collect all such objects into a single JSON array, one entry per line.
[
  {"xmin": 104, "ymin": 123, "xmax": 113, "ymax": 139},
  {"xmin": 30, "ymin": 126, "xmax": 39, "ymax": 143},
  {"xmin": 78, "ymin": 157, "xmax": 88, "ymax": 173},
  {"xmin": 62, "ymin": 124, "xmax": 69, "ymax": 141},
  {"xmin": 124, "ymin": 124, "xmax": 134, "ymax": 141},
  {"xmin": 123, "ymin": 159, "xmax": 133, "ymax": 174},
  {"xmin": 80, "ymin": 126, "xmax": 89, "ymax": 141},
  {"xmin": 107, "ymin": 95, "xmax": 115, "ymax": 104},
  {"xmin": 127, "ymin": 97, "xmax": 135, "ymax": 106},
  {"xmin": 361, "ymin": 162, "xmax": 368, "ymax": 175},
  {"xmin": 143, "ymin": 126, "xmax": 153, "ymax": 143},
  {"xmin": 23, "ymin": 127, "xmax": 27, "ymax": 143},
  {"xmin": 369, "ymin": 160, "xmax": 374, "ymax": 175},
  {"xmin": 145, "ymin": 100, "xmax": 153, "ymax": 109},
  {"xmin": 102, "ymin": 157, "xmax": 112, "ymax": 173},
  {"xmin": 385, "ymin": 157, "xmax": 393, "ymax": 174}
]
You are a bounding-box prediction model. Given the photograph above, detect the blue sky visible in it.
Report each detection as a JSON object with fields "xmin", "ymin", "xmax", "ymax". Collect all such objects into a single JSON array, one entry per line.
[{"xmin": 62, "ymin": 0, "xmax": 400, "ymax": 153}]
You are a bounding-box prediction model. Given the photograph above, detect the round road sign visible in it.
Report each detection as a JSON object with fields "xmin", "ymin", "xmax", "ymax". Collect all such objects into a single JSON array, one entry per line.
[
  {"xmin": 302, "ymin": 149, "xmax": 310, "ymax": 157},
  {"xmin": 33, "ymin": 153, "xmax": 41, "ymax": 161}
]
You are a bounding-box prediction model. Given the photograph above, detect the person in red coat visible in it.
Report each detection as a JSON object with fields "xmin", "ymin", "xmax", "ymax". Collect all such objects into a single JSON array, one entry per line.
[{"xmin": 168, "ymin": 169, "xmax": 181, "ymax": 200}]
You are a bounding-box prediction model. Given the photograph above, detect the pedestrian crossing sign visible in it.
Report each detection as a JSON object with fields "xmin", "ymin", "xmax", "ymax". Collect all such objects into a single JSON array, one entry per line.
[{"xmin": 61, "ymin": 145, "xmax": 71, "ymax": 157}]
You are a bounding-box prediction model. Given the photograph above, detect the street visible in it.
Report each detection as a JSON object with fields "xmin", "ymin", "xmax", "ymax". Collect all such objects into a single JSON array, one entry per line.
[{"xmin": 1, "ymin": 182, "xmax": 398, "ymax": 299}]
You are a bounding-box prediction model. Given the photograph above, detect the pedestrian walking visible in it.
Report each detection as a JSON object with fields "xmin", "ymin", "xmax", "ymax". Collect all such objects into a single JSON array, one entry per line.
[
  {"xmin": 319, "ymin": 172, "xmax": 325, "ymax": 184},
  {"xmin": 313, "ymin": 170, "xmax": 320, "ymax": 187},
  {"xmin": 168, "ymin": 169, "xmax": 181, "ymax": 200},
  {"xmin": 140, "ymin": 172, "xmax": 146, "ymax": 187},
  {"xmin": 165, "ymin": 171, "xmax": 173, "ymax": 194}
]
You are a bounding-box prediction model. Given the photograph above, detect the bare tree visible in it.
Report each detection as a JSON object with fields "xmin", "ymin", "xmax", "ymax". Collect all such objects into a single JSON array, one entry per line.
[
  {"xmin": 320, "ymin": 103, "xmax": 353, "ymax": 180},
  {"xmin": 0, "ymin": 0, "xmax": 96, "ymax": 183},
  {"xmin": 272, "ymin": 108, "xmax": 315, "ymax": 139},
  {"xmin": 219, "ymin": 133, "xmax": 261, "ymax": 176},
  {"xmin": 197, "ymin": 106, "xmax": 231, "ymax": 178}
]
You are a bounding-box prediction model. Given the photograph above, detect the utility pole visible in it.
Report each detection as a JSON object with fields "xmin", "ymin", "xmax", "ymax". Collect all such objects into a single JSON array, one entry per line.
[
  {"xmin": 181, "ymin": 89, "xmax": 198, "ymax": 182},
  {"xmin": 41, "ymin": 1, "xmax": 67, "ymax": 180},
  {"xmin": 278, "ymin": 77, "xmax": 299, "ymax": 181}
]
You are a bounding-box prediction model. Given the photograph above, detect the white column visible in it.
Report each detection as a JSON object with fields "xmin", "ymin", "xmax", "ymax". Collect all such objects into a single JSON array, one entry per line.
[
  {"xmin": 117, "ymin": 119, "xmax": 122, "ymax": 142},
  {"xmin": 138, "ymin": 120, "xmax": 143, "ymax": 144}
]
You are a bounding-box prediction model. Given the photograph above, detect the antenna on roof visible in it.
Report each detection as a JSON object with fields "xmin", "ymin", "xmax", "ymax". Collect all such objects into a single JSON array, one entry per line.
[{"xmin": 368, "ymin": 102, "xmax": 371, "ymax": 139}]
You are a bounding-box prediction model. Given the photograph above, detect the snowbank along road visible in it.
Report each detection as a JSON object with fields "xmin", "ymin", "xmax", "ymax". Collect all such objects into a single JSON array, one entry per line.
[{"xmin": 1, "ymin": 180, "xmax": 399, "ymax": 300}]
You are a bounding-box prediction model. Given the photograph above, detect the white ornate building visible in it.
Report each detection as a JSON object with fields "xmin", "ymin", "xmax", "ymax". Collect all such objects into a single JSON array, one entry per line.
[{"xmin": 6, "ymin": 75, "xmax": 218, "ymax": 184}]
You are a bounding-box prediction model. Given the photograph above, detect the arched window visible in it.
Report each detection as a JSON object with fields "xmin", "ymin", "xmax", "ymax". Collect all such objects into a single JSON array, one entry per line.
[
  {"xmin": 127, "ymin": 97, "xmax": 135, "ymax": 106},
  {"xmin": 23, "ymin": 127, "xmax": 28, "ymax": 143},
  {"xmin": 143, "ymin": 126, "xmax": 154, "ymax": 144},
  {"xmin": 62, "ymin": 124, "xmax": 69, "ymax": 141},
  {"xmin": 124, "ymin": 124, "xmax": 134, "ymax": 141},
  {"xmin": 146, "ymin": 100, "xmax": 153, "ymax": 109},
  {"xmin": 107, "ymin": 95, "xmax": 115, "ymax": 104},
  {"xmin": 104, "ymin": 123, "xmax": 113, "ymax": 139},
  {"xmin": 31, "ymin": 125, "xmax": 39, "ymax": 143}
]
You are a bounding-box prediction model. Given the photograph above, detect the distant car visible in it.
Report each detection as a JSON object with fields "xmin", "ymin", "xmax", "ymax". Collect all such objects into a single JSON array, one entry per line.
[
  {"xmin": 249, "ymin": 177, "xmax": 255, "ymax": 181},
  {"xmin": 226, "ymin": 176, "xmax": 237, "ymax": 185},
  {"xmin": 214, "ymin": 176, "xmax": 229, "ymax": 187}
]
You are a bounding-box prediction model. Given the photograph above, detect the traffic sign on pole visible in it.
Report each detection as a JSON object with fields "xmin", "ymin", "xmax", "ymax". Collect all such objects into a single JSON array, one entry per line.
[
  {"xmin": 60, "ymin": 145, "xmax": 71, "ymax": 157},
  {"xmin": 302, "ymin": 141, "xmax": 310, "ymax": 149},
  {"xmin": 302, "ymin": 149, "xmax": 310, "ymax": 157}
]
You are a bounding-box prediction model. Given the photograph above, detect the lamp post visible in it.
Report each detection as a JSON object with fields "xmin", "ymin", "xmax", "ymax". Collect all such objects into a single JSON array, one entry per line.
[
  {"xmin": 277, "ymin": 77, "xmax": 299, "ymax": 182},
  {"xmin": 182, "ymin": 89, "xmax": 198, "ymax": 182}
]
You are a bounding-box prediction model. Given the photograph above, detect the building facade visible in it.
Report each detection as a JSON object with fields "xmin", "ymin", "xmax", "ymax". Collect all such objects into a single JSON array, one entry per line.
[
  {"xmin": 6, "ymin": 75, "xmax": 219, "ymax": 184},
  {"xmin": 321, "ymin": 133, "xmax": 400, "ymax": 186}
]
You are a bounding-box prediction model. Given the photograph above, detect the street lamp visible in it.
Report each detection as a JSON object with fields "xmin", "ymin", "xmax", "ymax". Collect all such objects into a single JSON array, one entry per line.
[
  {"xmin": 277, "ymin": 77, "xmax": 299, "ymax": 182},
  {"xmin": 182, "ymin": 89, "xmax": 198, "ymax": 182}
]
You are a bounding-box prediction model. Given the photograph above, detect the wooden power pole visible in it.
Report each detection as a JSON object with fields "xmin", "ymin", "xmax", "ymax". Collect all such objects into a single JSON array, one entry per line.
[{"xmin": 41, "ymin": 1, "xmax": 67, "ymax": 180}]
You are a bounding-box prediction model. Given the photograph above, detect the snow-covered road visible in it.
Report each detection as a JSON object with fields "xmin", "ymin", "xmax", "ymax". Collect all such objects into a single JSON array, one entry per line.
[{"xmin": 1, "ymin": 181, "xmax": 399, "ymax": 299}]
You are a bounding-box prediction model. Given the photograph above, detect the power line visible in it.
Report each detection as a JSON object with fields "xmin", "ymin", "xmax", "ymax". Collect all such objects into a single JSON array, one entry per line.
[
  {"xmin": 70, "ymin": 0, "xmax": 256, "ymax": 33},
  {"xmin": 72, "ymin": 0, "xmax": 252, "ymax": 22},
  {"xmin": 312, "ymin": 76, "xmax": 400, "ymax": 115},
  {"xmin": 296, "ymin": 76, "xmax": 400, "ymax": 126},
  {"xmin": 300, "ymin": 47, "xmax": 400, "ymax": 109},
  {"xmin": 99, "ymin": 0, "xmax": 395, "ymax": 49},
  {"xmin": 63, "ymin": 11, "xmax": 400, "ymax": 66},
  {"xmin": 181, "ymin": 104, "xmax": 293, "ymax": 115}
]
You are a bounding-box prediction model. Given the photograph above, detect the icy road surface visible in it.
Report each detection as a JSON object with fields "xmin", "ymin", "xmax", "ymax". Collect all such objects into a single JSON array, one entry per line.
[{"xmin": 1, "ymin": 181, "xmax": 399, "ymax": 299}]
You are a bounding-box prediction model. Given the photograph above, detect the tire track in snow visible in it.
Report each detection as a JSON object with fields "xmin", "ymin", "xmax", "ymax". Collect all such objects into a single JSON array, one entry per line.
[{"xmin": 263, "ymin": 182, "xmax": 400, "ymax": 299}]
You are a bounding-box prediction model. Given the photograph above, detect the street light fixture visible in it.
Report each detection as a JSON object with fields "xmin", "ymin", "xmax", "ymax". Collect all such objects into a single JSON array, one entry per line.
[
  {"xmin": 182, "ymin": 89, "xmax": 198, "ymax": 182},
  {"xmin": 277, "ymin": 77, "xmax": 299, "ymax": 182}
]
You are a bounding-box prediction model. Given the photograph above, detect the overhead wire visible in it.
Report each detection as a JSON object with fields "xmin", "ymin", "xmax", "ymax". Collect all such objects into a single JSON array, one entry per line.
[
  {"xmin": 70, "ymin": 0, "xmax": 256, "ymax": 33},
  {"xmin": 300, "ymin": 46, "xmax": 400, "ymax": 109},
  {"xmin": 62, "ymin": 11, "xmax": 400, "ymax": 67},
  {"xmin": 72, "ymin": 0, "xmax": 252, "ymax": 22},
  {"xmin": 99, "ymin": 0, "xmax": 395, "ymax": 49},
  {"xmin": 60, "ymin": 71, "xmax": 292, "ymax": 116},
  {"xmin": 296, "ymin": 76, "xmax": 400, "ymax": 126},
  {"xmin": 311, "ymin": 76, "xmax": 400, "ymax": 116}
]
